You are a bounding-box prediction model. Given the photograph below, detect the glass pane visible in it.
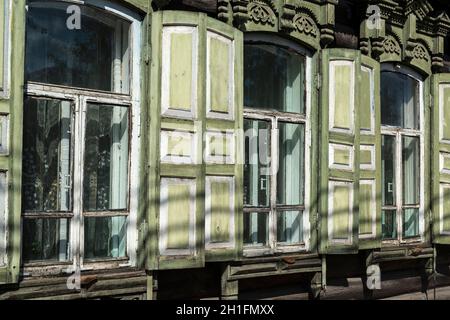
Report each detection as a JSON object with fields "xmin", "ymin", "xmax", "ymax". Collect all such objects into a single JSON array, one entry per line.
[
  {"xmin": 277, "ymin": 122, "xmax": 305, "ymax": 205},
  {"xmin": 22, "ymin": 97, "xmax": 72, "ymax": 212},
  {"xmin": 83, "ymin": 103, "xmax": 129, "ymax": 211},
  {"xmin": 84, "ymin": 216, "xmax": 127, "ymax": 259},
  {"xmin": 244, "ymin": 44, "xmax": 306, "ymax": 114},
  {"xmin": 22, "ymin": 218, "xmax": 70, "ymax": 262},
  {"xmin": 244, "ymin": 119, "xmax": 270, "ymax": 207},
  {"xmin": 277, "ymin": 210, "xmax": 303, "ymax": 244},
  {"xmin": 402, "ymin": 136, "xmax": 420, "ymax": 205},
  {"xmin": 403, "ymin": 208, "xmax": 419, "ymax": 238},
  {"xmin": 243, "ymin": 212, "xmax": 269, "ymax": 246},
  {"xmin": 381, "ymin": 71, "xmax": 419, "ymax": 129},
  {"xmin": 26, "ymin": 1, "xmax": 131, "ymax": 93},
  {"xmin": 382, "ymin": 135, "xmax": 396, "ymax": 206},
  {"xmin": 382, "ymin": 210, "xmax": 397, "ymax": 240}
]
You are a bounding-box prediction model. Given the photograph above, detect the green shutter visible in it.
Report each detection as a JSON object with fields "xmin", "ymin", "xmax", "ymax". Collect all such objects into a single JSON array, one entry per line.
[
  {"xmin": 319, "ymin": 49, "xmax": 360, "ymax": 254},
  {"xmin": 148, "ymin": 11, "xmax": 243, "ymax": 269},
  {"xmin": 432, "ymin": 74, "xmax": 450, "ymax": 244},
  {"xmin": 0, "ymin": 0, "xmax": 25, "ymax": 284},
  {"xmin": 358, "ymin": 55, "xmax": 381, "ymax": 249}
]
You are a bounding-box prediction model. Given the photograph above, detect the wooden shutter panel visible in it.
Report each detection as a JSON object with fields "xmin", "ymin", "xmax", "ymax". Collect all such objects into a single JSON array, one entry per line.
[
  {"xmin": 432, "ymin": 74, "xmax": 450, "ymax": 244},
  {"xmin": 0, "ymin": 0, "xmax": 24, "ymax": 284},
  {"xmin": 319, "ymin": 49, "xmax": 360, "ymax": 254},
  {"xmin": 358, "ymin": 55, "xmax": 382, "ymax": 249},
  {"xmin": 148, "ymin": 11, "xmax": 243, "ymax": 269}
]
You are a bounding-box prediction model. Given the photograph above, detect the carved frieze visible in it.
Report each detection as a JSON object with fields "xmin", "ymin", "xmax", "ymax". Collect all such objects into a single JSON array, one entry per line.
[{"xmin": 247, "ymin": 0, "xmax": 276, "ymax": 26}]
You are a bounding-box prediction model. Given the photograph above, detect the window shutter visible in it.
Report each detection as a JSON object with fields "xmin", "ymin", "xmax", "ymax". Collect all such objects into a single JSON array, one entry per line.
[
  {"xmin": 358, "ymin": 55, "xmax": 381, "ymax": 249},
  {"xmin": 432, "ymin": 74, "xmax": 450, "ymax": 244},
  {"xmin": 148, "ymin": 11, "xmax": 243, "ymax": 269},
  {"xmin": 0, "ymin": 0, "xmax": 24, "ymax": 284},
  {"xmin": 319, "ymin": 49, "xmax": 360, "ymax": 254}
]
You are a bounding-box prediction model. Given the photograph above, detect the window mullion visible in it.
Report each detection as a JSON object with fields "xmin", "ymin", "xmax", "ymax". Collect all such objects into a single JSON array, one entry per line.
[
  {"xmin": 269, "ymin": 117, "xmax": 278, "ymax": 250},
  {"xmin": 72, "ymin": 95, "xmax": 85, "ymax": 269}
]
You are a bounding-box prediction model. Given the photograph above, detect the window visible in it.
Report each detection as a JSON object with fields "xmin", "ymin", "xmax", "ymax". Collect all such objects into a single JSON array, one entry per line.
[
  {"xmin": 243, "ymin": 36, "xmax": 310, "ymax": 255},
  {"xmin": 381, "ymin": 65, "xmax": 423, "ymax": 243},
  {"xmin": 0, "ymin": 0, "xmax": 10, "ymax": 96},
  {"xmin": 22, "ymin": 1, "xmax": 140, "ymax": 270}
]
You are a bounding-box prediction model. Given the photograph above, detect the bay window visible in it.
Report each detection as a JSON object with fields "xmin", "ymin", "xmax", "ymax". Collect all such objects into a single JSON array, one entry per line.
[
  {"xmin": 22, "ymin": 1, "xmax": 140, "ymax": 271},
  {"xmin": 243, "ymin": 36, "xmax": 310, "ymax": 255},
  {"xmin": 381, "ymin": 65, "xmax": 423, "ymax": 243}
]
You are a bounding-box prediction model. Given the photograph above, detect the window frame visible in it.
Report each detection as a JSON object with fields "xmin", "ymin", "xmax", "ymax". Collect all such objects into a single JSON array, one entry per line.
[
  {"xmin": 380, "ymin": 63, "xmax": 425, "ymax": 246},
  {"xmin": 22, "ymin": 0, "xmax": 142, "ymax": 275},
  {"xmin": 243, "ymin": 34, "xmax": 312, "ymax": 257}
]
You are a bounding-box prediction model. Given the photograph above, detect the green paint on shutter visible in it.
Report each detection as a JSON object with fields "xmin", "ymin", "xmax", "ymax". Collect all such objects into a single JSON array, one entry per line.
[
  {"xmin": 360, "ymin": 149, "xmax": 372, "ymax": 165},
  {"xmin": 167, "ymin": 133, "xmax": 192, "ymax": 157},
  {"xmin": 360, "ymin": 67, "xmax": 372, "ymax": 131},
  {"xmin": 209, "ymin": 36, "xmax": 230, "ymax": 113},
  {"xmin": 443, "ymin": 86, "xmax": 450, "ymax": 141},
  {"xmin": 167, "ymin": 184, "xmax": 191, "ymax": 249},
  {"xmin": 210, "ymin": 181, "xmax": 230, "ymax": 243},
  {"xmin": 169, "ymin": 33, "xmax": 193, "ymax": 111},
  {"xmin": 209, "ymin": 134, "xmax": 228, "ymax": 157},
  {"xmin": 334, "ymin": 148, "xmax": 350, "ymax": 166},
  {"xmin": 444, "ymin": 155, "xmax": 450, "ymax": 172},
  {"xmin": 334, "ymin": 64, "xmax": 352, "ymax": 130},
  {"xmin": 359, "ymin": 182, "xmax": 373, "ymax": 235},
  {"xmin": 443, "ymin": 186, "xmax": 450, "ymax": 234},
  {"xmin": 332, "ymin": 185, "xmax": 350, "ymax": 240}
]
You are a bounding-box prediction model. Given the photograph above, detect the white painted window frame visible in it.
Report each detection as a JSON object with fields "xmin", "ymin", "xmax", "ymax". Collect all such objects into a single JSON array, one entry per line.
[
  {"xmin": 205, "ymin": 175, "xmax": 235, "ymax": 249},
  {"xmin": 22, "ymin": 1, "xmax": 141, "ymax": 275},
  {"xmin": 242, "ymin": 34, "xmax": 312, "ymax": 257},
  {"xmin": 380, "ymin": 63, "xmax": 424, "ymax": 246}
]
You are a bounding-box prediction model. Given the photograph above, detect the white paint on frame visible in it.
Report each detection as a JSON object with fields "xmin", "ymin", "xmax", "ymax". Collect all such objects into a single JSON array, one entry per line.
[
  {"xmin": 329, "ymin": 143, "xmax": 354, "ymax": 171},
  {"xmin": 439, "ymin": 83, "xmax": 450, "ymax": 144},
  {"xmin": 159, "ymin": 178, "xmax": 197, "ymax": 256},
  {"xmin": 161, "ymin": 26, "xmax": 198, "ymax": 119},
  {"xmin": 359, "ymin": 179, "xmax": 376, "ymax": 239},
  {"xmin": 206, "ymin": 31, "xmax": 234, "ymax": 120},
  {"xmin": 440, "ymin": 152, "xmax": 450, "ymax": 175},
  {"xmin": 329, "ymin": 60, "xmax": 355, "ymax": 134},
  {"xmin": 328, "ymin": 180, "xmax": 354, "ymax": 245},
  {"xmin": 205, "ymin": 176, "xmax": 235, "ymax": 250}
]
